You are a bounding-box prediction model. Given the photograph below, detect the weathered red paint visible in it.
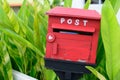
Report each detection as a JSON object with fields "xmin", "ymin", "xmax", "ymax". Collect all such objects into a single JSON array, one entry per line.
[{"xmin": 45, "ymin": 7, "xmax": 101, "ymax": 64}]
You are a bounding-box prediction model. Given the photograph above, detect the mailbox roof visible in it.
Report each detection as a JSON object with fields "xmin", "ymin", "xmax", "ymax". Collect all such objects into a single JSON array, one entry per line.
[{"xmin": 47, "ymin": 7, "xmax": 100, "ymax": 20}]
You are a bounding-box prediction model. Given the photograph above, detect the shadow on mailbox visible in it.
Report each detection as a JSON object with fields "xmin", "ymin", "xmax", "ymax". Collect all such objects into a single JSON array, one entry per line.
[{"xmin": 45, "ymin": 7, "xmax": 101, "ymax": 80}]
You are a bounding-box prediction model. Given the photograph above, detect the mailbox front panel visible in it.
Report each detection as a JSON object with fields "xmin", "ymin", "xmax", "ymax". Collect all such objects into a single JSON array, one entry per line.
[
  {"xmin": 46, "ymin": 32, "xmax": 93, "ymax": 62},
  {"xmin": 46, "ymin": 7, "xmax": 100, "ymax": 64}
]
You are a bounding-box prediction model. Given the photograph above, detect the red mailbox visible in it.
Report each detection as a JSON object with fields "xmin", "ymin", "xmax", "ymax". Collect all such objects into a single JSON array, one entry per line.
[{"xmin": 45, "ymin": 7, "xmax": 100, "ymax": 74}]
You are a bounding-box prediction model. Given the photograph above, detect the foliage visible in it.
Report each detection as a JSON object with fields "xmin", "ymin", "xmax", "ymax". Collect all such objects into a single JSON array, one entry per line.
[
  {"xmin": 81, "ymin": 0, "xmax": 120, "ymax": 80},
  {"xmin": 0, "ymin": 0, "xmax": 65, "ymax": 80},
  {"xmin": 1, "ymin": 0, "xmax": 120, "ymax": 80},
  {"xmin": 0, "ymin": 34, "xmax": 13, "ymax": 80},
  {"xmin": 101, "ymin": 0, "xmax": 120, "ymax": 80}
]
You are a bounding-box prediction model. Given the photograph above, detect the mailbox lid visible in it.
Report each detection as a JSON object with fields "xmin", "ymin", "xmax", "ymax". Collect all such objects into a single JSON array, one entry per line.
[{"xmin": 47, "ymin": 7, "xmax": 100, "ymax": 20}]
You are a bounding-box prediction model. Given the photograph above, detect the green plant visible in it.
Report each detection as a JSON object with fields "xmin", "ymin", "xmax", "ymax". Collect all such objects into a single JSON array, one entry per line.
[
  {"xmin": 0, "ymin": 0, "xmax": 55, "ymax": 80},
  {"xmin": 0, "ymin": 34, "xmax": 13, "ymax": 80},
  {"xmin": 101, "ymin": 0, "xmax": 120, "ymax": 80},
  {"xmin": 80, "ymin": 0, "xmax": 120, "ymax": 80},
  {"xmin": 2, "ymin": 0, "xmax": 120, "ymax": 80},
  {"xmin": 0, "ymin": 0, "xmax": 73, "ymax": 80}
]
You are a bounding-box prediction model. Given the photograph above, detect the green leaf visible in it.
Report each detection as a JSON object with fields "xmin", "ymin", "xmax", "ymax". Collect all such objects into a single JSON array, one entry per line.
[
  {"xmin": 33, "ymin": 12, "xmax": 43, "ymax": 53},
  {"xmin": 0, "ymin": 5, "xmax": 13, "ymax": 30},
  {"xmin": 0, "ymin": 27, "xmax": 44, "ymax": 57},
  {"xmin": 114, "ymin": 70, "xmax": 120, "ymax": 80},
  {"xmin": 96, "ymin": 34, "xmax": 105, "ymax": 66},
  {"xmin": 2, "ymin": 0, "xmax": 11, "ymax": 14},
  {"xmin": 51, "ymin": 0, "xmax": 62, "ymax": 8},
  {"xmin": 43, "ymin": 69, "xmax": 59, "ymax": 80},
  {"xmin": 86, "ymin": 66, "xmax": 106, "ymax": 80},
  {"xmin": 0, "ymin": 36, "xmax": 13, "ymax": 80},
  {"xmin": 101, "ymin": 0, "xmax": 120, "ymax": 79},
  {"xmin": 110, "ymin": 0, "xmax": 120, "ymax": 13},
  {"xmin": 2, "ymin": 0, "xmax": 20, "ymax": 33},
  {"xmin": 64, "ymin": 0, "xmax": 72, "ymax": 8},
  {"xmin": 18, "ymin": 0, "xmax": 27, "ymax": 20},
  {"xmin": 43, "ymin": 0, "xmax": 51, "ymax": 12},
  {"xmin": 84, "ymin": 0, "xmax": 91, "ymax": 9}
]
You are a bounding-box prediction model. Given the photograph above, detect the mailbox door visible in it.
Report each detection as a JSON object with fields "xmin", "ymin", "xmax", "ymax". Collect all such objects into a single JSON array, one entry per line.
[
  {"xmin": 54, "ymin": 33, "xmax": 92, "ymax": 62},
  {"xmin": 46, "ymin": 27, "xmax": 95, "ymax": 63}
]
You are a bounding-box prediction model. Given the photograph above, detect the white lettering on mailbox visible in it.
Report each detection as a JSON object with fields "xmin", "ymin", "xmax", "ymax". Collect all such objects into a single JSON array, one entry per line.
[
  {"xmin": 60, "ymin": 18, "xmax": 88, "ymax": 27},
  {"xmin": 83, "ymin": 20, "xmax": 88, "ymax": 27},
  {"xmin": 61, "ymin": 18, "xmax": 65, "ymax": 24},
  {"xmin": 67, "ymin": 19, "xmax": 72, "ymax": 24},
  {"xmin": 75, "ymin": 19, "xmax": 80, "ymax": 26}
]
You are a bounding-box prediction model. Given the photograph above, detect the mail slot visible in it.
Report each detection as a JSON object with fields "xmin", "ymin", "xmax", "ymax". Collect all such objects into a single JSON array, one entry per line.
[{"xmin": 45, "ymin": 7, "xmax": 101, "ymax": 74}]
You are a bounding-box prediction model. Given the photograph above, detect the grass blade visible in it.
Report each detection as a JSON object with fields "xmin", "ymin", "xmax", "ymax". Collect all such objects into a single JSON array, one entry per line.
[
  {"xmin": 84, "ymin": 0, "xmax": 91, "ymax": 9},
  {"xmin": 86, "ymin": 66, "xmax": 106, "ymax": 80}
]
